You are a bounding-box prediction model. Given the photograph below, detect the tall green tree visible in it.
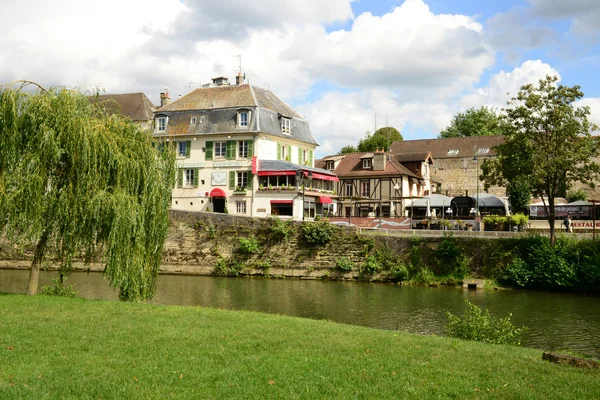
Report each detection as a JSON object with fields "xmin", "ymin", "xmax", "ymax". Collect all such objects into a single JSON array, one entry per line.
[
  {"xmin": 0, "ymin": 83, "xmax": 176, "ymax": 300},
  {"xmin": 357, "ymin": 126, "xmax": 403, "ymax": 152},
  {"xmin": 439, "ymin": 106, "xmax": 506, "ymax": 138},
  {"xmin": 337, "ymin": 145, "xmax": 357, "ymax": 155},
  {"xmin": 481, "ymin": 76, "xmax": 600, "ymax": 244}
]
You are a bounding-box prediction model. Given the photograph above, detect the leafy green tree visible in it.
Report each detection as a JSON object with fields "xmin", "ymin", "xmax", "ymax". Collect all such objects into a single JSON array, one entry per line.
[
  {"xmin": 357, "ymin": 127, "xmax": 403, "ymax": 152},
  {"xmin": 0, "ymin": 83, "xmax": 176, "ymax": 300},
  {"xmin": 566, "ymin": 189, "xmax": 587, "ymax": 203},
  {"xmin": 506, "ymin": 176, "xmax": 532, "ymax": 214},
  {"xmin": 337, "ymin": 145, "xmax": 357, "ymax": 155},
  {"xmin": 481, "ymin": 76, "xmax": 600, "ymax": 244},
  {"xmin": 439, "ymin": 106, "xmax": 507, "ymax": 138}
]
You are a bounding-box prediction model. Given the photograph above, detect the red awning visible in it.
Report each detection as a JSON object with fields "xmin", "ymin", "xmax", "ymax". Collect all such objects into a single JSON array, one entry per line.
[
  {"xmin": 270, "ymin": 200, "xmax": 293, "ymax": 204},
  {"xmin": 305, "ymin": 172, "xmax": 339, "ymax": 182},
  {"xmin": 318, "ymin": 196, "xmax": 333, "ymax": 204},
  {"xmin": 258, "ymin": 171, "xmax": 297, "ymax": 176},
  {"xmin": 209, "ymin": 188, "xmax": 226, "ymax": 197}
]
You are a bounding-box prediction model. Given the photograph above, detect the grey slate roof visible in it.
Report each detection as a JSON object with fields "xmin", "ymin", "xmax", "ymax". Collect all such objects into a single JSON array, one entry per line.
[
  {"xmin": 155, "ymin": 84, "xmax": 317, "ymax": 145},
  {"xmin": 390, "ymin": 136, "xmax": 505, "ymax": 159},
  {"xmin": 259, "ymin": 160, "xmax": 337, "ymax": 178},
  {"xmin": 88, "ymin": 93, "xmax": 155, "ymax": 121}
]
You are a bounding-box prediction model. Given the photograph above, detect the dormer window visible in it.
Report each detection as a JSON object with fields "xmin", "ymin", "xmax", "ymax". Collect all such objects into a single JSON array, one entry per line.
[
  {"xmin": 190, "ymin": 117, "xmax": 196, "ymax": 124},
  {"xmin": 447, "ymin": 149, "xmax": 459, "ymax": 156},
  {"xmin": 477, "ymin": 148, "xmax": 490, "ymax": 155},
  {"xmin": 156, "ymin": 116, "xmax": 167, "ymax": 132},
  {"xmin": 326, "ymin": 161, "xmax": 335, "ymax": 171},
  {"xmin": 238, "ymin": 111, "xmax": 249, "ymax": 127},
  {"xmin": 281, "ymin": 118, "xmax": 291, "ymax": 134},
  {"xmin": 363, "ymin": 158, "xmax": 372, "ymax": 169}
]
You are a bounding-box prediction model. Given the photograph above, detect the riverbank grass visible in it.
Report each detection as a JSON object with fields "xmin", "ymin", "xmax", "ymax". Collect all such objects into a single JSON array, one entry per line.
[{"xmin": 1, "ymin": 294, "xmax": 599, "ymax": 399}]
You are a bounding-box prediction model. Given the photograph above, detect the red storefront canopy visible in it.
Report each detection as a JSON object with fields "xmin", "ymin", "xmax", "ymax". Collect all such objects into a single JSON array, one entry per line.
[
  {"xmin": 209, "ymin": 188, "xmax": 226, "ymax": 197},
  {"xmin": 304, "ymin": 172, "xmax": 339, "ymax": 182},
  {"xmin": 318, "ymin": 196, "xmax": 333, "ymax": 204},
  {"xmin": 270, "ymin": 200, "xmax": 293, "ymax": 204},
  {"xmin": 258, "ymin": 171, "xmax": 297, "ymax": 176}
]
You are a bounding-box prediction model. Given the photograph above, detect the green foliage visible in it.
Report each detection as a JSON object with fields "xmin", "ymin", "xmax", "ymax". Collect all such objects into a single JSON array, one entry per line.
[
  {"xmin": 337, "ymin": 145, "xmax": 357, "ymax": 155},
  {"xmin": 361, "ymin": 255, "xmax": 382, "ymax": 275},
  {"xmin": 506, "ymin": 176, "xmax": 532, "ymax": 214},
  {"xmin": 445, "ymin": 301, "xmax": 524, "ymax": 346},
  {"xmin": 566, "ymin": 189, "xmax": 588, "ymax": 203},
  {"xmin": 357, "ymin": 127, "xmax": 403, "ymax": 152},
  {"xmin": 301, "ymin": 220, "xmax": 339, "ymax": 245},
  {"xmin": 510, "ymin": 213, "xmax": 529, "ymax": 228},
  {"xmin": 481, "ymin": 75, "xmax": 600, "ymax": 244},
  {"xmin": 213, "ymin": 257, "xmax": 245, "ymax": 276},
  {"xmin": 388, "ymin": 264, "xmax": 409, "ymax": 282},
  {"xmin": 336, "ymin": 257, "xmax": 354, "ymax": 272},
  {"xmin": 267, "ymin": 217, "xmax": 295, "ymax": 242},
  {"xmin": 40, "ymin": 278, "xmax": 78, "ymax": 298},
  {"xmin": 207, "ymin": 223, "xmax": 217, "ymax": 239},
  {"xmin": 439, "ymin": 106, "xmax": 507, "ymax": 138},
  {"xmin": 0, "ymin": 85, "xmax": 176, "ymax": 301},
  {"xmin": 433, "ymin": 234, "xmax": 470, "ymax": 278},
  {"xmin": 411, "ymin": 268, "xmax": 435, "ymax": 286},
  {"xmin": 238, "ymin": 237, "xmax": 261, "ymax": 254}
]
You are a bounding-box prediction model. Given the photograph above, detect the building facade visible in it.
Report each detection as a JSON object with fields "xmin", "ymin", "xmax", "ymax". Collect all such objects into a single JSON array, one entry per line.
[
  {"xmin": 153, "ymin": 76, "xmax": 337, "ymax": 219},
  {"xmin": 88, "ymin": 92, "xmax": 156, "ymax": 131}
]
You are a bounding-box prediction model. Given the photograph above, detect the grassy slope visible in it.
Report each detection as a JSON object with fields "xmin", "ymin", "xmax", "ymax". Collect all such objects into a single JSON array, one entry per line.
[{"xmin": 0, "ymin": 294, "xmax": 598, "ymax": 399}]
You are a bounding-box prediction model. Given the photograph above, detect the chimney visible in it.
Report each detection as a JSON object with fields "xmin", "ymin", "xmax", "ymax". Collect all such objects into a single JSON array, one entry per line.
[
  {"xmin": 373, "ymin": 148, "xmax": 387, "ymax": 171},
  {"xmin": 236, "ymin": 72, "xmax": 244, "ymax": 86},
  {"xmin": 211, "ymin": 76, "xmax": 230, "ymax": 86},
  {"xmin": 160, "ymin": 91, "xmax": 170, "ymax": 107}
]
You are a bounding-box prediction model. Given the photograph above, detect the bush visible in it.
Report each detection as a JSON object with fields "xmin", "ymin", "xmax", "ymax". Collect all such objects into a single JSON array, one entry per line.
[
  {"xmin": 301, "ymin": 220, "xmax": 339, "ymax": 245},
  {"xmin": 268, "ymin": 217, "xmax": 295, "ymax": 242},
  {"xmin": 388, "ymin": 264, "xmax": 409, "ymax": 282},
  {"xmin": 445, "ymin": 300, "xmax": 525, "ymax": 346},
  {"xmin": 510, "ymin": 213, "xmax": 529, "ymax": 229},
  {"xmin": 40, "ymin": 278, "xmax": 78, "ymax": 298},
  {"xmin": 360, "ymin": 255, "xmax": 381, "ymax": 275},
  {"xmin": 336, "ymin": 257, "xmax": 354, "ymax": 272},
  {"xmin": 238, "ymin": 237, "xmax": 261, "ymax": 254},
  {"xmin": 411, "ymin": 267, "xmax": 435, "ymax": 285}
]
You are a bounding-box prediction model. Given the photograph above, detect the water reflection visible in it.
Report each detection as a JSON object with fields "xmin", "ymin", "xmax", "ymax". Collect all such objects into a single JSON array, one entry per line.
[{"xmin": 1, "ymin": 269, "xmax": 599, "ymax": 357}]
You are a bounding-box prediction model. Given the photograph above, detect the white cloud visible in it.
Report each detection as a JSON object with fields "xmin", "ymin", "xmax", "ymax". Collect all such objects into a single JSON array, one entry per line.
[
  {"xmin": 527, "ymin": 0, "xmax": 600, "ymax": 35},
  {"xmin": 575, "ymin": 98, "xmax": 600, "ymax": 127}
]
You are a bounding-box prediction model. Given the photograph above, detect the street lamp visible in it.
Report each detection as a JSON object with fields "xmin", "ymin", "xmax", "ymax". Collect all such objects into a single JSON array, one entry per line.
[{"xmin": 296, "ymin": 170, "xmax": 313, "ymax": 221}]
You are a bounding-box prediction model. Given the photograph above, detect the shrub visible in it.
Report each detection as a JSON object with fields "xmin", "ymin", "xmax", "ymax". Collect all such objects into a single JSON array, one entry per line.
[
  {"xmin": 510, "ymin": 213, "xmax": 529, "ymax": 229},
  {"xmin": 207, "ymin": 223, "xmax": 217, "ymax": 239},
  {"xmin": 445, "ymin": 300, "xmax": 525, "ymax": 346},
  {"xmin": 336, "ymin": 257, "xmax": 354, "ymax": 272},
  {"xmin": 238, "ymin": 237, "xmax": 261, "ymax": 254},
  {"xmin": 411, "ymin": 267, "xmax": 435, "ymax": 285},
  {"xmin": 388, "ymin": 264, "xmax": 409, "ymax": 282},
  {"xmin": 40, "ymin": 278, "xmax": 78, "ymax": 298},
  {"xmin": 301, "ymin": 220, "xmax": 339, "ymax": 245},
  {"xmin": 361, "ymin": 255, "xmax": 381, "ymax": 275},
  {"xmin": 267, "ymin": 217, "xmax": 295, "ymax": 242}
]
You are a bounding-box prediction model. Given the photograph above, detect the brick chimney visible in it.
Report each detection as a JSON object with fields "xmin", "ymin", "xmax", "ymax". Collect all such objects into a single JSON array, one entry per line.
[
  {"xmin": 236, "ymin": 72, "xmax": 244, "ymax": 86},
  {"xmin": 160, "ymin": 91, "xmax": 170, "ymax": 107},
  {"xmin": 373, "ymin": 148, "xmax": 387, "ymax": 171}
]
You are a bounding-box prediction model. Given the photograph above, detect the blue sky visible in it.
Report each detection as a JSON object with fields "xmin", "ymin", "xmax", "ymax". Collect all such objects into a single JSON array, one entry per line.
[{"xmin": 1, "ymin": 0, "xmax": 599, "ymax": 156}]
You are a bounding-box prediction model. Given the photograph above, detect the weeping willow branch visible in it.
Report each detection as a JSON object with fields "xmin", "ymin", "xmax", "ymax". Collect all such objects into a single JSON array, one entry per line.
[{"xmin": 0, "ymin": 86, "xmax": 176, "ymax": 301}]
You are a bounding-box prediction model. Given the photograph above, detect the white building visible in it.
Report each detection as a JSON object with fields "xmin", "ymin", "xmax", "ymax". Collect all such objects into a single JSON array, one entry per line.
[{"xmin": 153, "ymin": 76, "xmax": 338, "ymax": 219}]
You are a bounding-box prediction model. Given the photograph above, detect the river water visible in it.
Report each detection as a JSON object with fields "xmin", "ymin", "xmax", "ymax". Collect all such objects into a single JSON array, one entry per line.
[{"xmin": 1, "ymin": 269, "xmax": 599, "ymax": 357}]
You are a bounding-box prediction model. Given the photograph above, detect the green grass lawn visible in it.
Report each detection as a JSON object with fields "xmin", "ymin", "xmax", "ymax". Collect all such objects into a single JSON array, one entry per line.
[{"xmin": 0, "ymin": 294, "xmax": 598, "ymax": 399}]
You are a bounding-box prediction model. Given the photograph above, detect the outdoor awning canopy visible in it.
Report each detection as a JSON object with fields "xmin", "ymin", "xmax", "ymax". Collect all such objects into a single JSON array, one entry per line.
[
  {"xmin": 209, "ymin": 188, "xmax": 226, "ymax": 197},
  {"xmin": 270, "ymin": 200, "xmax": 293, "ymax": 204},
  {"xmin": 318, "ymin": 196, "xmax": 333, "ymax": 204}
]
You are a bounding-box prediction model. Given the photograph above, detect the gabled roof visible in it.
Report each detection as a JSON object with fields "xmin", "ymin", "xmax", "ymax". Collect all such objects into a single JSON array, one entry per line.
[
  {"xmin": 390, "ymin": 136, "xmax": 505, "ymax": 159},
  {"xmin": 395, "ymin": 151, "xmax": 433, "ymax": 163},
  {"xmin": 88, "ymin": 93, "xmax": 155, "ymax": 121},
  {"xmin": 318, "ymin": 152, "xmax": 419, "ymax": 179}
]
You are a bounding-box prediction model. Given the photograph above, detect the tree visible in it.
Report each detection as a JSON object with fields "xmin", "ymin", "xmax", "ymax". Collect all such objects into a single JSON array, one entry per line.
[
  {"xmin": 357, "ymin": 127, "xmax": 403, "ymax": 152},
  {"xmin": 481, "ymin": 76, "xmax": 600, "ymax": 244},
  {"xmin": 566, "ymin": 189, "xmax": 587, "ymax": 203},
  {"xmin": 0, "ymin": 83, "xmax": 176, "ymax": 300},
  {"xmin": 439, "ymin": 106, "xmax": 506, "ymax": 138},
  {"xmin": 337, "ymin": 145, "xmax": 357, "ymax": 155}
]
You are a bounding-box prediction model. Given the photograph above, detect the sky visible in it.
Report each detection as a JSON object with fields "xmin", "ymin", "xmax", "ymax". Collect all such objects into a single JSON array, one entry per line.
[{"xmin": 1, "ymin": 0, "xmax": 600, "ymax": 157}]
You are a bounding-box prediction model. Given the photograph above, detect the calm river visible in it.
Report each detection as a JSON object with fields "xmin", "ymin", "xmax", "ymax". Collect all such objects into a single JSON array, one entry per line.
[{"xmin": 1, "ymin": 269, "xmax": 599, "ymax": 357}]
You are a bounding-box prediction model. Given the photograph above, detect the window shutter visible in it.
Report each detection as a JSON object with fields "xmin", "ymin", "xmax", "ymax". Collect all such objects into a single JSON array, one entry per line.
[
  {"xmin": 248, "ymin": 172, "xmax": 253, "ymax": 189},
  {"xmin": 205, "ymin": 141, "xmax": 213, "ymax": 160},
  {"xmin": 177, "ymin": 169, "xmax": 183, "ymax": 188},
  {"xmin": 287, "ymin": 145, "xmax": 292, "ymax": 161},
  {"xmin": 247, "ymin": 141, "xmax": 253, "ymax": 158},
  {"xmin": 277, "ymin": 143, "xmax": 281, "ymax": 160},
  {"xmin": 193, "ymin": 168, "xmax": 199, "ymax": 187},
  {"xmin": 229, "ymin": 171, "xmax": 236, "ymax": 189},
  {"xmin": 186, "ymin": 141, "xmax": 191, "ymax": 158},
  {"xmin": 298, "ymin": 148, "xmax": 302, "ymax": 165},
  {"xmin": 226, "ymin": 140, "xmax": 235, "ymax": 160},
  {"xmin": 309, "ymin": 150, "xmax": 314, "ymax": 167}
]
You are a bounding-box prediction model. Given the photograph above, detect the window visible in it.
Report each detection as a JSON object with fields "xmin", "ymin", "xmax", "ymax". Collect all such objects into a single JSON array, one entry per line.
[
  {"xmin": 447, "ymin": 149, "xmax": 459, "ymax": 156},
  {"xmin": 177, "ymin": 142, "xmax": 187, "ymax": 157},
  {"xmin": 156, "ymin": 117, "xmax": 167, "ymax": 132},
  {"xmin": 238, "ymin": 111, "xmax": 249, "ymax": 127},
  {"xmin": 303, "ymin": 150, "xmax": 308, "ymax": 163},
  {"xmin": 214, "ymin": 142, "xmax": 226, "ymax": 157},
  {"xmin": 236, "ymin": 201, "xmax": 247, "ymax": 214},
  {"xmin": 362, "ymin": 158, "xmax": 372, "ymax": 169},
  {"xmin": 184, "ymin": 169, "xmax": 195, "ymax": 187},
  {"xmin": 190, "ymin": 117, "xmax": 196, "ymax": 124},
  {"xmin": 325, "ymin": 161, "xmax": 334, "ymax": 171},
  {"xmin": 361, "ymin": 181, "xmax": 370, "ymax": 197},
  {"xmin": 281, "ymin": 145, "xmax": 288, "ymax": 161},
  {"xmin": 281, "ymin": 118, "xmax": 291, "ymax": 134},
  {"xmin": 238, "ymin": 140, "xmax": 249, "ymax": 158},
  {"xmin": 345, "ymin": 182, "xmax": 352, "ymax": 197},
  {"xmin": 237, "ymin": 171, "xmax": 248, "ymax": 188},
  {"xmin": 477, "ymin": 148, "xmax": 490, "ymax": 155}
]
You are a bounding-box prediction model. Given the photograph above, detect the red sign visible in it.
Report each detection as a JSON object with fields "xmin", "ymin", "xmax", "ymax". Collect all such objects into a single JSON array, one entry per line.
[
  {"xmin": 251, "ymin": 156, "xmax": 257, "ymax": 175},
  {"xmin": 270, "ymin": 200, "xmax": 293, "ymax": 204}
]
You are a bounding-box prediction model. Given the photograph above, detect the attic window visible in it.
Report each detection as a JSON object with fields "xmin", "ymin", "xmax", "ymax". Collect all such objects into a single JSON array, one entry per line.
[
  {"xmin": 326, "ymin": 161, "xmax": 334, "ymax": 171},
  {"xmin": 477, "ymin": 148, "xmax": 490, "ymax": 155},
  {"xmin": 281, "ymin": 118, "xmax": 291, "ymax": 135},
  {"xmin": 156, "ymin": 116, "xmax": 167, "ymax": 132},
  {"xmin": 363, "ymin": 158, "xmax": 372, "ymax": 169},
  {"xmin": 238, "ymin": 111, "xmax": 249, "ymax": 127},
  {"xmin": 190, "ymin": 117, "xmax": 196, "ymax": 124},
  {"xmin": 447, "ymin": 149, "xmax": 459, "ymax": 156}
]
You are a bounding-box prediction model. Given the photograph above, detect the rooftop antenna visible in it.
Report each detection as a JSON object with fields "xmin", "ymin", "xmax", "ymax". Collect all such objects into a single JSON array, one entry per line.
[{"xmin": 374, "ymin": 111, "xmax": 378, "ymax": 133}]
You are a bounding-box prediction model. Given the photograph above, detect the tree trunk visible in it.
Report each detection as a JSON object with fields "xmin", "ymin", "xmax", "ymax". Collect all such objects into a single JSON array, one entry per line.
[
  {"xmin": 26, "ymin": 230, "xmax": 50, "ymax": 296},
  {"xmin": 548, "ymin": 197, "xmax": 556, "ymax": 246}
]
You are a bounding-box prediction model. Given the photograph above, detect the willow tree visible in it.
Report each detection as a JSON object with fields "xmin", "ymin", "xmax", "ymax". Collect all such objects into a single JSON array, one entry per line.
[{"xmin": 0, "ymin": 83, "xmax": 175, "ymax": 300}]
